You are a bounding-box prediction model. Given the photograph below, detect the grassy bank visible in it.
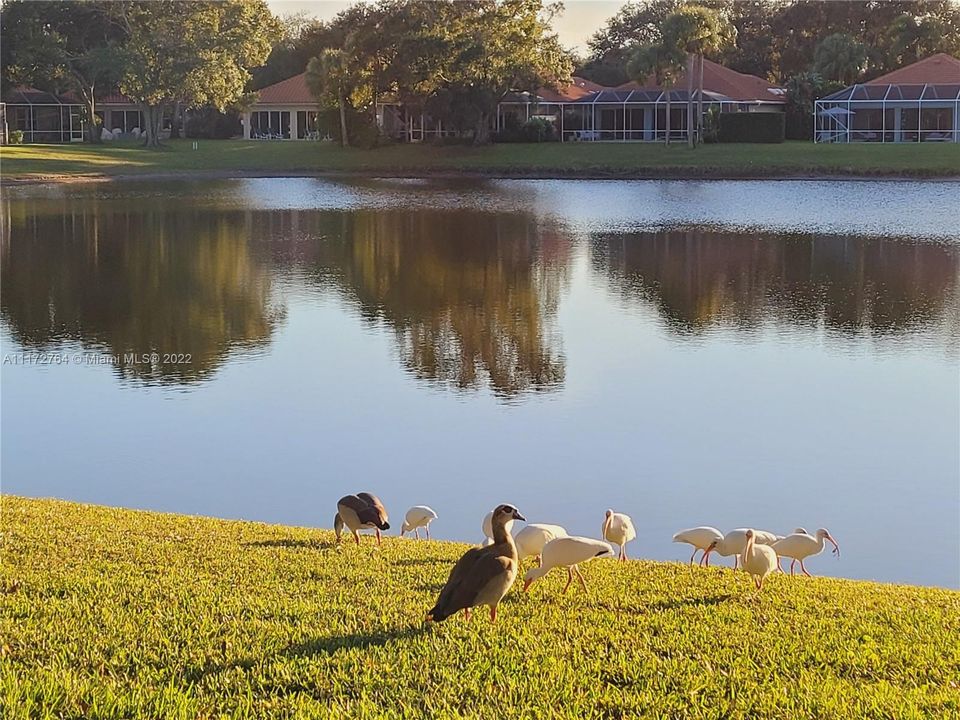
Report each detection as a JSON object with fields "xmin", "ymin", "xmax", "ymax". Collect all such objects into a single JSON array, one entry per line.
[
  {"xmin": 2, "ymin": 497, "xmax": 958, "ymax": 719},
  {"xmin": 2, "ymin": 139, "xmax": 959, "ymax": 182}
]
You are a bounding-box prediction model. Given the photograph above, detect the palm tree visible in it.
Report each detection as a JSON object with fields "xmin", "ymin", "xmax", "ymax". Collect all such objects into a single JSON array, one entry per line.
[
  {"xmin": 661, "ymin": 6, "xmax": 737, "ymax": 148},
  {"xmin": 628, "ymin": 43, "xmax": 685, "ymax": 145},
  {"xmin": 883, "ymin": 13, "xmax": 942, "ymax": 69},
  {"xmin": 813, "ymin": 33, "xmax": 868, "ymax": 86},
  {"xmin": 306, "ymin": 48, "xmax": 350, "ymax": 147}
]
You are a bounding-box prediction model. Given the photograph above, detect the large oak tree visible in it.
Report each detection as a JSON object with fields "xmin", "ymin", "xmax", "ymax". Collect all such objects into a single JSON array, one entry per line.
[
  {"xmin": 1, "ymin": 0, "xmax": 123, "ymax": 143},
  {"xmin": 109, "ymin": 0, "xmax": 279, "ymax": 147}
]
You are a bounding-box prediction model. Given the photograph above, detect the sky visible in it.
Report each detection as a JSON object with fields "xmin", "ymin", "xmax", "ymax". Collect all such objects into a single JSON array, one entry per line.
[{"xmin": 266, "ymin": 1, "xmax": 626, "ymax": 54}]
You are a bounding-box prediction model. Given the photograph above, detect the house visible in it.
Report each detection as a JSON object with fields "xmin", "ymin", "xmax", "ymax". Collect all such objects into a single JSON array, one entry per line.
[
  {"xmin": 249, "ymin": 61, "xmax": 784, "ymax": 143},
  {"xmin": 95, "ymin": 93, "xmax": 145, "ymax": 137},
  {"xmin": 1, "ymin": 86, "xmax": 173, "ymax": 143},
  {"xmin": 814, "ymin": 53, "xmax": 960, "ymax": 143},
  {"xmin": 240, "ymin": 73, "xmax": 323, "ymax": 140},
  {"xmin": 2, "ymin": 87, "xmax": 85, "ymax": 143},
  {"xmin": 379, "ymin": 61, "xmax": 784, "ymax": 143}
]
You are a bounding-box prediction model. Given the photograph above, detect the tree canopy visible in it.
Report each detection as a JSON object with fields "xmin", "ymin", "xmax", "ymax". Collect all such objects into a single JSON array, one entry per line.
[
  {"xmin": 1, "ymin": 0, "xmax": 124, "ymax": 142},
  {"xmin": 2, "ymin": 0, "xmax": 278, "ymax": 146},
  {"xmin": 583, "ymin": 0, "xmax": 960, "ymax": 86},
  {"xmin": 299, "ymin": 0, "xmax": 572, "ymax": 145},
  {"xmin": 813, "ymin": 32, "xmax": 869, "ymax": 85},
  {"xmin": 110, "ymin": 0, "xmax": 279, "ymax": 146}
]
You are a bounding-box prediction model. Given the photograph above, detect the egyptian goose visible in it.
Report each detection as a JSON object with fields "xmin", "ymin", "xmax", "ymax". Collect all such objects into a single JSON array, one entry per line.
[
  {"xmin": 703, "ymin": 528, "xmax": 778, "ymax": 569},
  {"xmin": 401, "ymin": 506, "xmax": 438, "ymax": 539},
  {"xmin": 772, "ymin": 528, "xmax": 840, "ymax": 576},
  {"xmin": 334, "ymin": 493, "xmax": 390, "ymax": 546},
  {"xmin": 481, "ymin": 508, "xmax": 516, "ymax": 546},
  {"xmin": 672, "ymin": 526, "xmax": 723, "ymax": 566},
  {"xmin": 741, "ymin": 529, "xmax": 778, "ymax": 589},
  {"xmin": 428, "ymin": 504, "xmax": 526, "ymax": 623},
  {"xmin": 514, "ymin": 523, "xmax": 568, "ymax": 565},
  {"xmin": 602, "ymin": 510, "xmax": 636, "ymax": 561},
  {"xmin": 523, "ymin": 536, "xmax": 613, "ymax": 594}
]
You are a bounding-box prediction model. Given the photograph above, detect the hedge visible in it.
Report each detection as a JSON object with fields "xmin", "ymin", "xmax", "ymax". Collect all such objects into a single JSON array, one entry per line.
[{"xmin": 718, "ymin": 112, "xmax": 785, "ymax": 143}]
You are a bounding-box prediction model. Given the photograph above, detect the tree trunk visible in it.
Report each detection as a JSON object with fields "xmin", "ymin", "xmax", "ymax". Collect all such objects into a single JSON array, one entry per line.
[
  {"xmin": 170, "ymin": 101, "xmax": 182, "ymax": 139},
  {"xmin": 665, "ymin": 86, "xmax": 671, "ymax": 146},
  {"xmin": 80, "ymin": 86, "xmax": 100, "ymax": 143},
  {"xmin": 141, "ymin": 103, "xmax": 165, "ymax": 148},
  {"xmin": 473, "ymin": 112, "xmax": 491, "ymax": 145},
  {"xmin": 697, "ymin": 54, "xmax": 705, "ymax": 146},
  {"xmin": 338, "ymin": 85, "xmax": 349, "ymax": 147},
  {"xmin": 84, "ymin": 93, "xmax": 100, "ymax": 144},
  {"xmin": 687, "ymin": 52, "xmax": 696, "ymax": 149}
]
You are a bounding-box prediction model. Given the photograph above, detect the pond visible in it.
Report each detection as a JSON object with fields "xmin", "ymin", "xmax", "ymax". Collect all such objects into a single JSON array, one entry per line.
[{"xmin": 2, "ymin": 178, "xmax": 957, "ymax": 588}]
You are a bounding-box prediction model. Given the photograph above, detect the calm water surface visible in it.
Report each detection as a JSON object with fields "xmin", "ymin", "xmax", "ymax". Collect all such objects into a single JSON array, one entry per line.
[{"xmin": 2, "ymin": 178, "xmax": 958, "ymax": 587}]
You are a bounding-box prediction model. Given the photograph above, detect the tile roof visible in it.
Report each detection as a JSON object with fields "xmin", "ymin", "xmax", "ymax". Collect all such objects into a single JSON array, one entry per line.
[
  {"xmin": 97, "ymin": 93, "xmax": 136, "ymax": 105},
  {"xmin": 255, "ymin": 73, "xmax": 315, "ymax": 105},
  {"xmin": 865, "ymin": 53, "xmax": 960, "ymax": 85},
  {"xmin": 536, "ymin": 77, "xmax": 604, "ymax": 102},
  {"xmin": 3, "ymin": 86, "xmax": 82, "ymax": 105},
  {"xmin": 260, "ymin": 61, "xmax": 784, "ymax": 110},
  {"xmin": 618, "ymin": 59, "xmax": 784, "ymax": 103}
]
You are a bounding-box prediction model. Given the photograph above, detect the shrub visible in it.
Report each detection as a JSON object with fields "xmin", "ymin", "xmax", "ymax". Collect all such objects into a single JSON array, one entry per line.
[
  {"xmin": 186, "ymin": 108, "xmax": 241, "ymax": 139},
  {"xmin": 701, "ymin": 107, "xmax": 721, "ymax": 144},
  {"xmin": 495, "ymin": 116, "xmax": 558, "ymax": 143},
  {"xmin": 717, "ymin": 112, "xmax": 785, "ymax": 143},
  {"xmin": 9, "ymin": 130, "xmax": 24, "ymax": 144}
]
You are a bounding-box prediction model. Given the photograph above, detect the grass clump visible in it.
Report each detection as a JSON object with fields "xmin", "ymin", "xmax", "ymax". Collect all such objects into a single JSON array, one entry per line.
[
  {"xmin": 2, "ymin": 139, "xmax": 959, "ymax": 181},
  {"xmin": 2, "ymin": 496, "xmax": 958, "ymax": 719}
]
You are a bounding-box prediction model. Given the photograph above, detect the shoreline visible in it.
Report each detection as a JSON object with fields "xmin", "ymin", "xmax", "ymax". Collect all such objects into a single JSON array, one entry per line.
[
  {"xmin": 6, "ymin": 493, "xmax": 952, "ymax": 590},
  {"xmin": 4, "ymin": 166, "xmax": 960, "ymax": 186}
]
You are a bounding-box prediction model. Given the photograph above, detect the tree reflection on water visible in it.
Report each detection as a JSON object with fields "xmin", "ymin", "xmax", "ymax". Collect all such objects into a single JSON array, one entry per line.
[
  {"xmin": 592, "ymin": 230, "xmax": 959, "ymax": 342},
  {"xmin": 1, "ymin": 201, "xmax": 281, "ymax": 384},
  {"xmin": 2, "ymin": 197, "xmax": 957, "ymax": 392}
]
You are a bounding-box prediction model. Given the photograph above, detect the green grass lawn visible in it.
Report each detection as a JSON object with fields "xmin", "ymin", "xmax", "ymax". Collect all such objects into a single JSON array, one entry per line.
[
  {"xmin": 2, "ymin": 139, "xmax": 959, "ymax": 181},
  {"xmin": 2, "ymin": 497, "xmax": 958, "ymax": 719}
]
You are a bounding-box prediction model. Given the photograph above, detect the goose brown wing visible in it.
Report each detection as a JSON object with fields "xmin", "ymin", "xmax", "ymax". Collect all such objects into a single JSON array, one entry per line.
[
  {"xmin": 356, "ymin": 492, "xmax": 389, "ymax": 526},
  {"xmin": 429, "ymin": 548, "xmax": 510, "ymax": 621}
]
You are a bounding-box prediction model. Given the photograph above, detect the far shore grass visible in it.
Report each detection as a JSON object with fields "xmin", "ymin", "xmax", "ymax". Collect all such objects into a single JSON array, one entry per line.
[
  {"xmin": 2, "ymin": 139, "xmax": 959, "ymax": 182},
  {"xmin": 2, "ymin": 496, "xmax": 959, "ymax": 719}
]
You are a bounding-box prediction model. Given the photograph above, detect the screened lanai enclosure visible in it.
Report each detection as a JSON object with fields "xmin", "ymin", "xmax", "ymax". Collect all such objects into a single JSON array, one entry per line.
[
  {"xmin": 815, "ymin": 83, "xmax": 960, "ymax": 143},
  {"xmin": 2, "ymin": 88, "xmax": 84, "ymax": 143},
  {"xmin": 498, "ymin": 89, "xmax": 749, "ymax": 142}
]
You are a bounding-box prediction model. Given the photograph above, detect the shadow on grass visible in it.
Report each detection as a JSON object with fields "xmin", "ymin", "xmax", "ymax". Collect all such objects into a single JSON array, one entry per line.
[
  {"xmin": 242, "ymin": 538, "xmax": 334, "ymax": 550},
  {"xmin": 646, "ymin": 594, "xmax": 732, "ymax": 612},
  {"xmin": 285, "ymin": 626, "xmax": 427, "ymax": 657},
  {"xmin": 392, "ymin": 556, "xmax": 450, "ymax": 567},
  {"xmin": 536, "ymin": 593, "xmax": 733, "ymax": 614},
  {"xmin": 183, "ymin": 656, "xmax": 258, "ymax": 684}
]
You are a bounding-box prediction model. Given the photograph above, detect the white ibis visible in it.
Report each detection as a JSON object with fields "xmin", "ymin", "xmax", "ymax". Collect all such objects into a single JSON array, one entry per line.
[
  {"xmin": 428, "ymin": 504, "xmax": 526, "ymax": 623},
  {"xmin": 514, "ymin": 523, "xmax": 568, "ymax": 565},
  {"xmin": 703, "ymin": 528, "xmax": 778, "ymax": 569},
  {"xmin": 672, "ymin": 526, "xmax": 723, "ymax": 566},
  {"xmin": 602, "ymin": 509, "xmax": 636, "ymax": 561},
  {"xmin": 481, "ymin": 509, "xmax": 516, "ymax": 546},
  {"xmin": 523, "ymin": 536, "xmax": 613, "ymax": 594},
  {"xmin": 771, "ymin": 528, "xmax": 840, "ymax": 576},
  {"xmin": 334, "ymin": 493, "xmax": 390, "ymax": 546},
  {"xmin": 741, "ymin": 528, "xmax": 778, "ymax": 590},
  {"xmin": 400, "ymin": 505, "xmax": 438, "ymax": 539}
]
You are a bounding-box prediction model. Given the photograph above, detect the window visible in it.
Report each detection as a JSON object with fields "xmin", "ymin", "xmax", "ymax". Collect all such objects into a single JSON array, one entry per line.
[
  {"xmin": 107, "ymin": 110, "xmax": 143, "ymax": 133},
  {"xmin": 250, "ymin": 110, "xmax": 290, "ymax": 139},
  {"xmin": 296, "ymin": 111, "xmax": 321, "ymax": 139}
]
